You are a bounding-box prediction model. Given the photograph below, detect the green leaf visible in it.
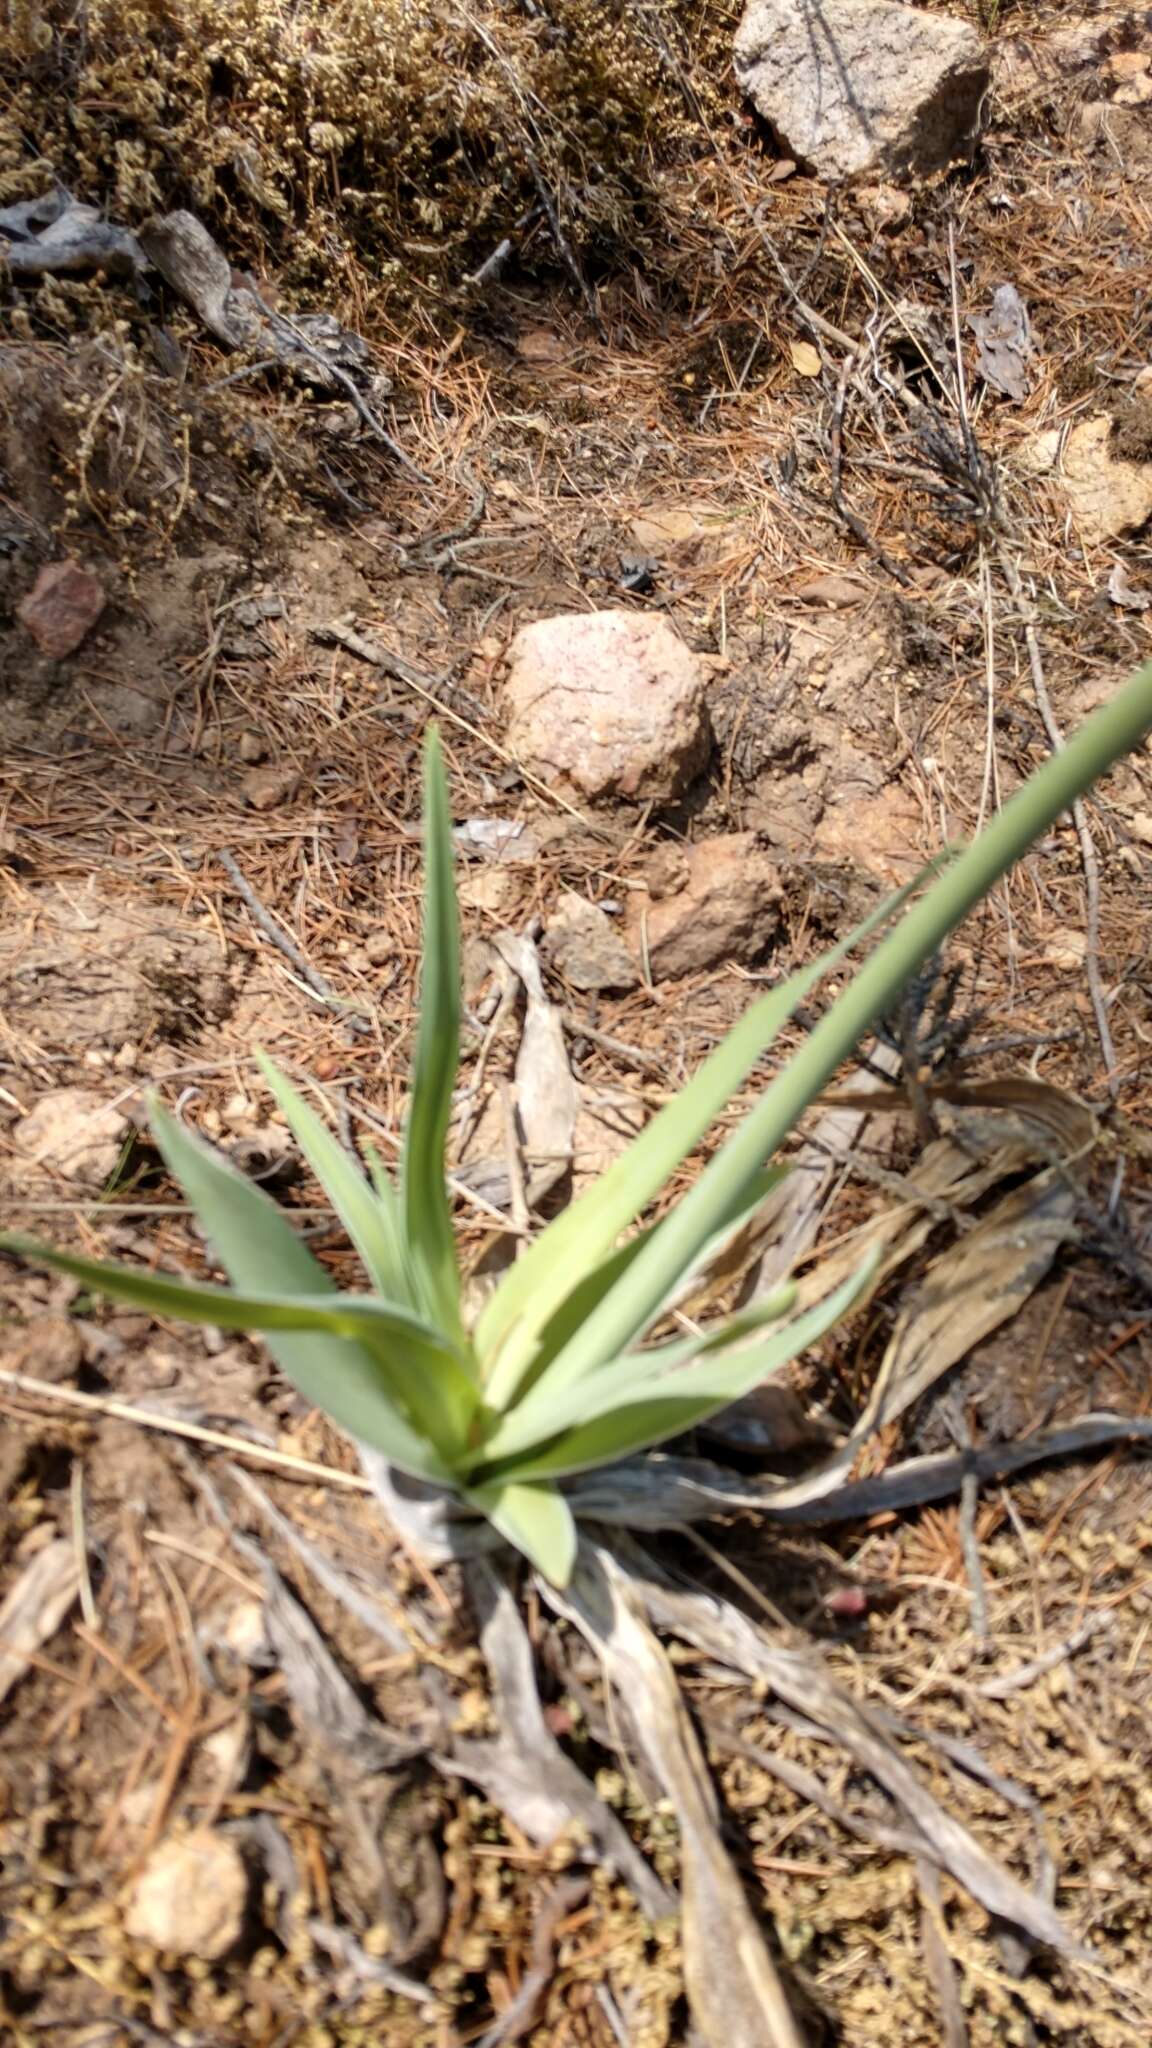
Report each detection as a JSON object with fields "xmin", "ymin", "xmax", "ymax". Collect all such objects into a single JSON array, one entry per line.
[
  {"xmin": 0, "ymin": 1234, "xmax": 447, "ymax": 1346},
  {"xmin": 403, "ymin": 725, "xmax": 464, "ymax": 1340},
  {"xmin": 364, "ymin": 1142, "xmax": 415, "ymax": 1298},
  {"xmin": 502, "ymin": 1227, "xmax": 658, "ymax": 1392},
  {"xmin": 503, "ymin": 1165, "xmax": 788, "ymax": 1407},
  {"xmin": 150, "ymin": 1096, "xmax": 341, "ymax": 1300},
  {"xmin": 466, "ymin": 1476, "xmax": 577, "ymax": 1585},
  {"xmin": 2, "ymin": 1228, "xmax": 450, "ymax": 1483},
  {"xmin": 617, "ymin": 1281, "xmax": 798, "ymax": 1379},
  {"xmin": 256, "ymin": 1054, "xmax": 420, "ymax": 1311},
  {"xmin": 477, "ymin": 1260, "xmax": 874, "ymax": 1484},
  {"xmin": 477, "ymin": 864, "xmax": 946, "ymax": 1406},
  {"xmin": 148, "ymin": 1100, "xmax": 475, "ymax": 1460},
  {"xmin": 478, "ymin": 1286, "xmax": 799, "ymax": 1464}
]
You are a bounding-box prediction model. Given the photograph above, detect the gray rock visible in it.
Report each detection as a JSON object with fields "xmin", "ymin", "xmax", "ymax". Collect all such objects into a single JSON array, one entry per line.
[
  {"xmin": 544, "ymin": 892, "xmax": 639, "ymax": 992},
  {"xmin": 734, "ymin": 0, "xmax": 989, "ymax": 183}
]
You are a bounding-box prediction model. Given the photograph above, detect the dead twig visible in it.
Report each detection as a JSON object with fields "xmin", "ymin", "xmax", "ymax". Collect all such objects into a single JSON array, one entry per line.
[
  {"xmin": 918, "ymin": 1856, "xmax": 970, "ymax": 2048},
  {"xmin": 703, "ymin": 1716, "xmax": 928, "ymax": 1861},
  {"xmin": 976, "ymin": 1616, "xmax": 1108, "ymax": 1700},
  {"xmin": 521, "ymin": 144, "xmax": 605, "ymax": 338},
  {"xmin": 265, "ymin": 304, "xmax": 431, "ymax": 483},
  {"xmin": 829, "ymin": 352, "xmax": 912, "ymax": 586},
  {"xmin": 946, "ymin": 1398, "xmax": 990, "ymax": 1644},
  {"xmin": 217, "ymin": 847, "xmax": 370, "ymax": 1033},
  {"xmin": 399, "ymin": 469, "xmax": 488, "ymax": 564},
  {"xmin": 560, "ymin": 1011, "xmax": 668, "ymax": 1077},
  {"xmin": 760, "ymin": 1412, "xmax": 1152, "ymax": 1523},
  {"xmin": 0, "ymin": 1367, "xmax": 374, "ymax": 1491},
  {"xmin": 463, "ymin": 204, "xmax": 544, "ymax": 289},
  {"xmin": 227, "ymin": 1462, "xmax": 425, "ymax": 1651},
  {"xmin": 475, "ymin": 1876, "xmax": 590, "ymax": 2047},
  {"xmin": 312, "ymin": 617, "xmax": 489, "ymax": 722},
  {"xmin": 306, "ymin": 1920, "xmax": 432, "ymax": 2004}
]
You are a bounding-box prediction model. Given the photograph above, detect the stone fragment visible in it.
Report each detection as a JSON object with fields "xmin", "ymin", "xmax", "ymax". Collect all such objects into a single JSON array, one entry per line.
[
  {"xmin": 241, "ymin": 763, "xmax": 299, "ymax": 810},
  {"xmin": 237, "ymin": 728, "xmax": 267, "ymax": 763},
  {"xmin": 543, "ymin": 892, "xmax": 639, "ymax": 991},
  {"xmin": 14, "ymin": 1089, "xmax": 129, "ymax": 1188},
  {"xmin": 1043, "ymin": 928, "xmax": 1088, "ymax": 971},
  {"xmin": 854, "ymin": 182, "xmax": 913, "ymax": 231},
  {"xmin": 627, "ymin": 833, "xmax": 781, "ymax": 980},
  {"xmin": 1017, "ymin": 414, "xmax": 1152, "ymax": 543},
  {"xmin": 454, "ymin": 817, "xmax": 541, "ymax": 861},
  {"xmin": 503, "ymin": 611, "xmax": 709, "ymax": 804},
  {"xmin": 812, "ymin": 784, "xmax": 928, "ymax": 886},
  {"xmin": 16, "ymin": 559, "xmax": 105, "ymax": 658},
  {"xmin": 0, "ymin": 1313, "xmax": 83, "ymax": 1384},
  {"xmin": 124, "ymin": 1829, "xmax": 249, "ymax": 1959},
  {"xmin": 734, "ymin": 0, "xmax": 989, "ymax": 182}
]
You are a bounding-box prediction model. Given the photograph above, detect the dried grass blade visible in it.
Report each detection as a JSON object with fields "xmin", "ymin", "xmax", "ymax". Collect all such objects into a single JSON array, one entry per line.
[
  {"xmin": 635, "ymin": 1565, "xmax": 1078, "ymax": 1954},
  {"xmin": 548, "ymin": 1544, "xmax": 806, "ymax": 2048},
  {"xmin": 450, "ymin": 1564, "xmax": 673, "ymax": 1920},
  {"xmin": 867, "ymin": 1171, "xmax": 1077, "ymax": 1433}
]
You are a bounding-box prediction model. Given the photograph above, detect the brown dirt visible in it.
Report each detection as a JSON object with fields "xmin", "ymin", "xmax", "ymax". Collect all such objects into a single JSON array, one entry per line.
[{"xmin": 4, "ymin": 3, "xmax": 1152, "ymax": 2043}]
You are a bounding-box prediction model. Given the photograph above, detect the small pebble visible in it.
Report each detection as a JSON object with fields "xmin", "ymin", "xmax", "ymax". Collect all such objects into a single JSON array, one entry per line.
[{"xmin": 124, "ymin": 1828, "xmax": 249, "ymax": 1960}]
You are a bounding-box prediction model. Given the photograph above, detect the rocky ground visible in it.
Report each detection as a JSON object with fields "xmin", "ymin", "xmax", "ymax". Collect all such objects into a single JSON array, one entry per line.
[{"xmin": 3, "ymin": 2, "xmax": 1152, "ymax": 2043}]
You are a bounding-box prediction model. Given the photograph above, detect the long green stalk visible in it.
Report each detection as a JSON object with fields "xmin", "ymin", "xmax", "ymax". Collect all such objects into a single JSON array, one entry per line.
[{"xmin": 541, "ymin": 661, "xmax": 1152, "ymax": 1382}]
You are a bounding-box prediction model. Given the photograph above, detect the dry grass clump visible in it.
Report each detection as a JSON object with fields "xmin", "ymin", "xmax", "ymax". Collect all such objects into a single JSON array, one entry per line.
[{"xmin": 2, "ymin": 0, "xmax": 735, "ymax": 316}]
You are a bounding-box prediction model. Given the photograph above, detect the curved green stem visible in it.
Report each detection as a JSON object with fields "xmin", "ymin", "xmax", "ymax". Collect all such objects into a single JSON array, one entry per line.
[{"xmin": 544, "ymin": 661, "xmax": 1152, "ymax": 1382}]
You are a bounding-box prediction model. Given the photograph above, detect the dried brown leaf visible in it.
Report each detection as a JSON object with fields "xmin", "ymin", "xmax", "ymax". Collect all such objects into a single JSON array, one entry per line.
[
  {"xmin": 868, "ymin": 1171, "xmax": 1077, "ymax": 1433},
  {"xmin": 969, "ymin": 282, "xmax": 1033, "ymax": 403},
  {"xmin": 789, "ymin": 339, "xmax": 822, "ymax": 378}
]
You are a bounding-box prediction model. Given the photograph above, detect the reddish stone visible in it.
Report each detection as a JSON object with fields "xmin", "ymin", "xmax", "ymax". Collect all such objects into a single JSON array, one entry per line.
[{"xmin": 16, "ymin": 559, "xmax": 106, "ymax": 659}]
